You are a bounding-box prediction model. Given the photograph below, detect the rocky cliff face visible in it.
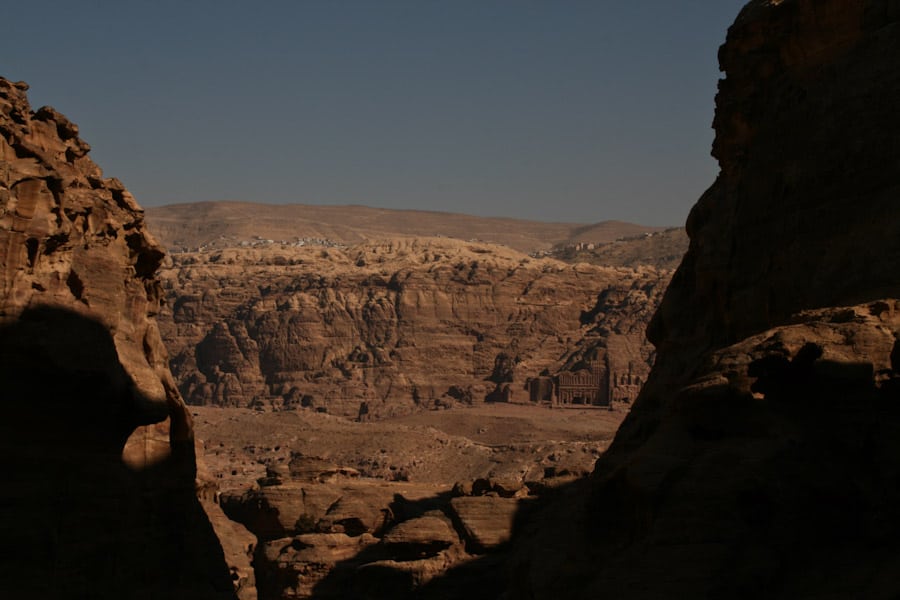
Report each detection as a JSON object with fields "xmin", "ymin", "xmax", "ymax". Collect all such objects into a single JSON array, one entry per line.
[
  {"xmin": 157, "ymin": 240, "xmax": 668, "ymax": 418},
  {"xmin": 0, "ymin": 77, "xmax": 248, "ymax": 598},
  {"xmin": 506, "ymin": 1, "xmax": 900, "ymax": 598},
  {"xmin": 649, "ymin": 0, "xmax": 900, "ymax": 377}
]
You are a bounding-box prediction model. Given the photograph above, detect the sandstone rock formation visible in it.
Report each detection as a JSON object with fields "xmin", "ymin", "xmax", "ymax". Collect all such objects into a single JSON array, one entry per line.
[
  {"xmin": 157, "ymin": 240, "xmax": 668, "ymax": 418},
  {"xmin": 216, "ymin": 454, "xmax": 545, "ymax": 599},
  {"xmin": 0, "ymin": 77, "xmax": 247, "ymax": 598},
  {"xmin": 503, "ymin": 2, "xmax": 900, "ymax": 598},
  {"xmin": 189, "ymin": 401, "xmax": 618, "ymax": 599}
]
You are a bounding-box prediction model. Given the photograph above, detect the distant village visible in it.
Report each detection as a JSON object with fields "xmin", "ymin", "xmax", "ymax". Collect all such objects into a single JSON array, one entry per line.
[
  {"xmin": 169, "ymin": 235, "xmax": 346, "ymax": 254},
  {"xmin": 529, "ymin": 230, "xmax": 665, "ymax": 259}
]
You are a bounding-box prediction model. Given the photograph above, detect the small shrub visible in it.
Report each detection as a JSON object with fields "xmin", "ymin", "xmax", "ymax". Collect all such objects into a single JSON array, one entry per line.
[{"xmin": 295, "ymin": 513, "xmax": 318, "ymax": 534}]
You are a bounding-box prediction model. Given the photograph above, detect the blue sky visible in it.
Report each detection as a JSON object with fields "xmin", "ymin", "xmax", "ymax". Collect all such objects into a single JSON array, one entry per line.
[{"xmin": 3, "ymin": 1, "xmax": 748, "ymax": 226}]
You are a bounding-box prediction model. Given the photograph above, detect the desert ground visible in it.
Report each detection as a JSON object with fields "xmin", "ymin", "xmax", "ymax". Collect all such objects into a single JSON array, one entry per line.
[{"xmin": 194, "ymin": 401, "xmax": 626, "ymax": 494}]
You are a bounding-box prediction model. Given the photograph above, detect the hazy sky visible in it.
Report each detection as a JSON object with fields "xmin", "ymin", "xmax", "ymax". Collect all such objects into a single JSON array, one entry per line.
[{"xmin": 3, "ymin": 1, "xmax": 747, "ymax": 226}]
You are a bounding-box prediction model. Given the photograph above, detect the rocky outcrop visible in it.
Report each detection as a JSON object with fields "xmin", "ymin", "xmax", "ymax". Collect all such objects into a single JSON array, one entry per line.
[
  {"xmin": 449, "ymin": 496, "xmax": 519, "ymax": 553},
  {"xmin": 190, "ymin": 396, "xmax": 614, "ymax": 600},
  {"xmin": 219, "ymin": 457, "xmax": 541, "ymax": 599},
  {"xmin": 157, "ymin": 240, "xmax": 668, "ymax": 417},
  {"xmin": 505, "ymin": 2, "xmax": 900, "ymax": 598},
  {"xmin": 0, "ymin": 77, "xmax": 243, "ymax": 598}
]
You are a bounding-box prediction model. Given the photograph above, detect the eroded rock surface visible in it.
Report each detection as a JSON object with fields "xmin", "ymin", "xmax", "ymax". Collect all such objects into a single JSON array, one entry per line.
[
  {"xmin": 218, "ymin": 457, "xmax": 540, "ymax": 599},
  {"xmin": 0, "ymin": 77, "xmax": 245, "ymax": 598},
  {"xmin": 506, "ymin": 2, "xmax": 900, "ymax": 598},
  {"xmin": 192, "ymin": 402, "xmax": 615, "ymax": 599},
  {"xmin": 157, "ymin": 240, "xmax": 668, "ymax": 417}
]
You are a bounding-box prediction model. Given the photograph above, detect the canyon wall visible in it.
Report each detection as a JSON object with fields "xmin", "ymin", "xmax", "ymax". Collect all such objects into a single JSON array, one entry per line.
[
  {"xmin": 157, "ymin": 240, "xmax": 668, "ymax": 418},
  {"xmin": 0, "ymin": 77, "xmax": 249, "ymax": 598},
  {"xmin": 507, "ymin": 1, "xmax": 900, "ymax": 598}
]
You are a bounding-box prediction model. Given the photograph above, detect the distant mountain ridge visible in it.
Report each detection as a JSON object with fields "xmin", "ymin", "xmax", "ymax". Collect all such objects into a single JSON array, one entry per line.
[{"xmin": 145, "ymin": 201, "xmax": 669, "ymax": 254}]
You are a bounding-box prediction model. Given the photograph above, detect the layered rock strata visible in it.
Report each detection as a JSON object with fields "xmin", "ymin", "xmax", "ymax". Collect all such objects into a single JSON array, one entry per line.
[
  {"xmin": 157, "ymin": 240, "xmax": 668, "ymax": 418},
  {"xmin": 0, "ymin": 77, "xmax": 249, "ymax": 598},
  {"xmin": 506, "ymin": 1, "xmax": 900, "ymax": 598}
]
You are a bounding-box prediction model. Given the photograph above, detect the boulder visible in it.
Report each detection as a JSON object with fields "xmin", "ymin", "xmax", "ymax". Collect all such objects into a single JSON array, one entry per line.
[{"xmin": 449, "ymin": 496, "xmax": 519, "ymax": 553}]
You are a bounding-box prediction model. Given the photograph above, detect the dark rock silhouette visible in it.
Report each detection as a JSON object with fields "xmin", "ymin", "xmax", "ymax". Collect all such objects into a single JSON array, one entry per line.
[
  {"xmin": 502, "ymin": 1, "xmax": 900, "ymax": 598},
  {"xmin": 0, "ymin": 307, "xmax": 235, "ymax": 598},
  {"xmin": 0, "ymin": 76, "xmax": 245, "ymax": 597}
]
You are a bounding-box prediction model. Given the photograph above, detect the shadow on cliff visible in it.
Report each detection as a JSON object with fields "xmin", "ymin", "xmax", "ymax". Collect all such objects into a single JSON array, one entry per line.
[
  {"xmin": 298, "ymin": 480, "xmax": 585, "ymax": 600},
  {"xmin": 304, "ymin": 342, "xmax": 900, "ymax": 599},
  {"xmin": 0, "ymin": 307, "xmax": 236, "ymax": 599},
  {"xmin": 524, "ymin": 342, "xmax": 900, "ymax": 599}
]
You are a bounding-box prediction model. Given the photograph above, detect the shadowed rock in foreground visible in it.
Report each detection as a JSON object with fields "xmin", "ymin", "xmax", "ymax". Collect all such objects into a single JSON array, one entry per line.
[
  {"xmin": 0, "ymin": 308, "xmax": 236, "ymax": 598},
  {"xmin": 0, "ymin": 77, "xmax": 244, "ymax": 598},
  {"xmin": 504, "ymin": 1, "xmax": 900, "ymax": 598}
]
